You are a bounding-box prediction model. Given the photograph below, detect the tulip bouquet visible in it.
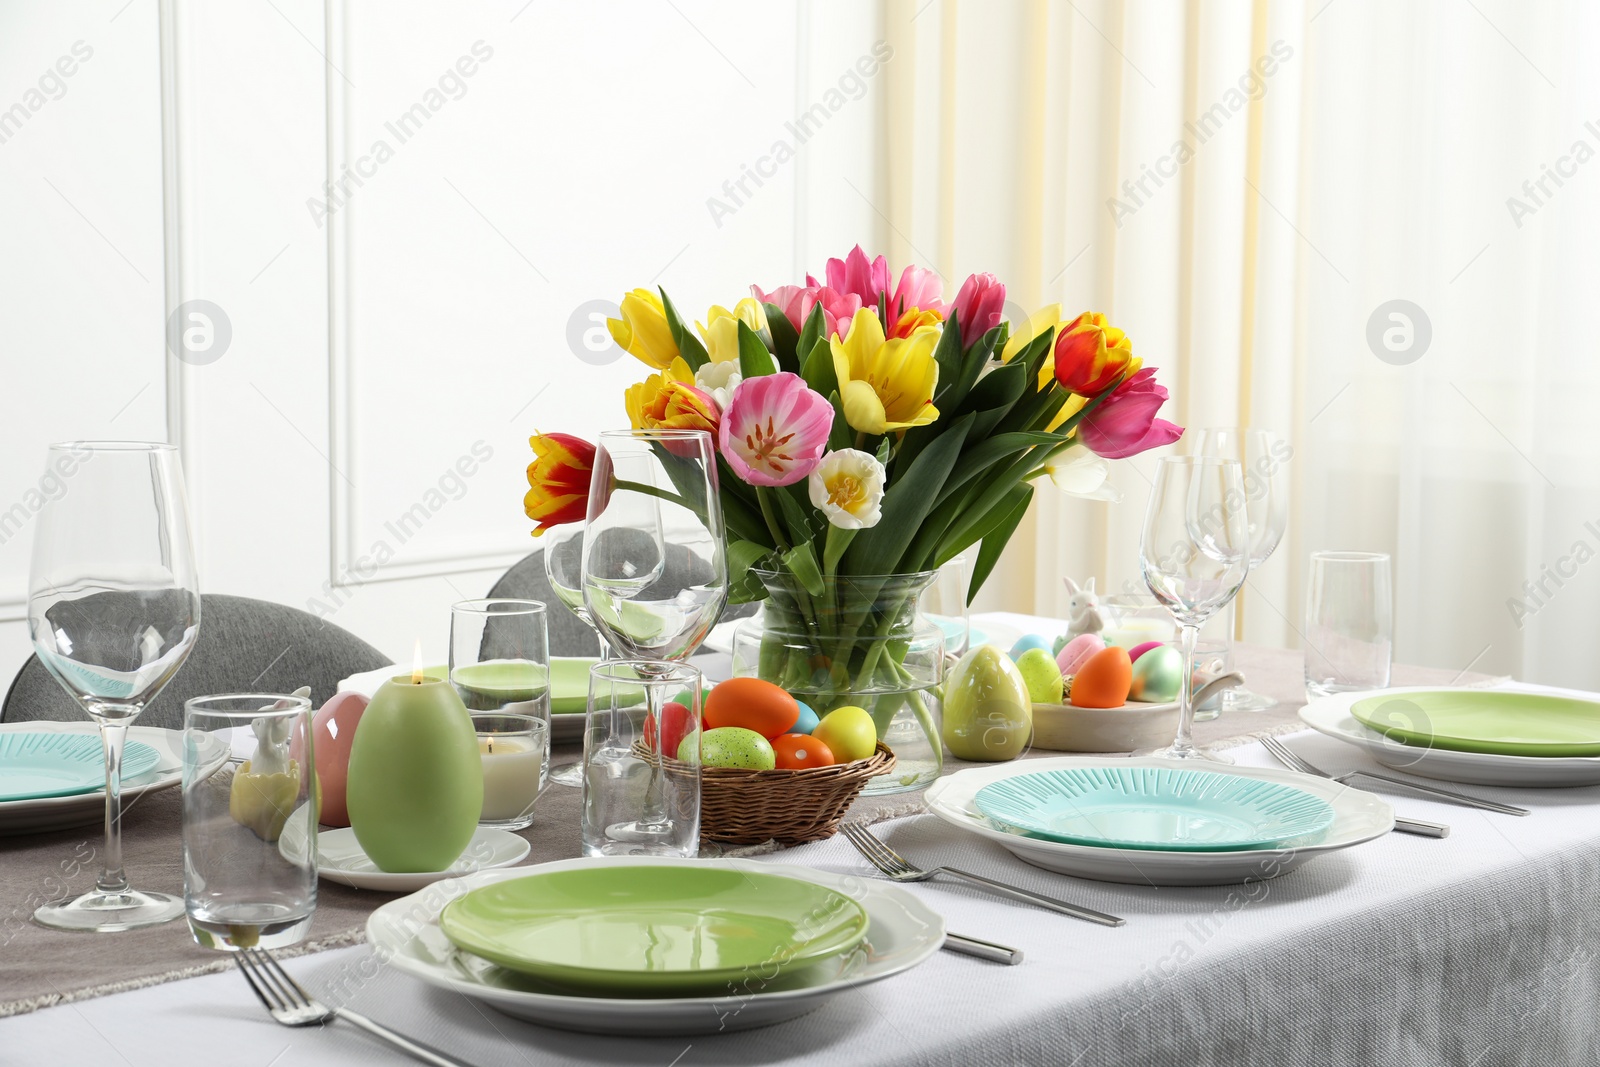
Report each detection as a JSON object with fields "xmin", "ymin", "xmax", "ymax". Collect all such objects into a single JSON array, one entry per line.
[{"xmin": 526, "ymin": 246, "xmax": 1182, "ymax": 761}]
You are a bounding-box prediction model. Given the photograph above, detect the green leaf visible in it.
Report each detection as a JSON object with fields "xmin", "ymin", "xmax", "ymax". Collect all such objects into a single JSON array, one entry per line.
[
  {"xmin": 775, "ymin": 483, "xmax": 816, "ymax": 547},
  {"xmin": 657, "ymin": 287, "xmax": 708, "ymax": 372},
  {"xmin": 737, "ymin": 321, "xmax": 777, "ymax": 378},
  {"xmin": 796, "ymin": 302, "xmax": 826, "ymax": 364},
  {"xmin": 944, "ymin": 327, "xmax": 1000, "ymax": 416},
  {"xmin": 726, "ymin": 538, "xmax": 774, "ymax": 603},
  {"xmin": 968, "ymin": 485, "xmax": 1033, "ymax": 604},
  {"xmin": 931, "ymin": 314, "xmax": 964, "ymax": 403},
  {"xmin": 827, "ymin": 391, "xmax": 852, "ymax": 451},
  {"xmin": 936, "ymin": 482, "xmax": 1029, "ymax": 567},
  {"xmin": 954, "ymin": 360, "xmax": 1027, "ymax": 420},
  {"xmin": 938, "ymin": 430, "xmax": 1061, "ymax": 505},
  {"xmin": 845, "ymin": 413, "xmax": 974, "ymax": 575},
  {"xmin": 781, "ymin": 540, "xmax": 825, "ymax": 597},
  {"xmin": 874, "ymin": 437, "xmax": 892, "ymax": 465},
  {"xmin": 764, "ymin": 303, "xmax": 800, "ymax": 373},
  {"xmin": 801, "ymin": 335, "xmax": 838, "ymax": 398}
]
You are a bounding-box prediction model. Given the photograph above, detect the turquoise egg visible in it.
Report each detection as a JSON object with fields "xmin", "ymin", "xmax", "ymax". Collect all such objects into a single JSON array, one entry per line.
[
  {"xmin": 790, "ymin": 699, "xmax": 820, "ymax": 735},
  {"xmin": 1008, "ymin": 634, "xmax": 1052, "ymax": 662},
  {"xmin": 1129, "ymin": 645, "xmax": 1183, "ymax": 703}
]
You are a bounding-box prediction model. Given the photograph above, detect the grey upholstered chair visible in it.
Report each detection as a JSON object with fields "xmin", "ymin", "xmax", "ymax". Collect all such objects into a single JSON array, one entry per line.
[
  {"xmin": 2, "ymin": 593, "xmax": 392, "ymax": 731},
  {"xmin": 487, "ymin": 545, "xmax": 757, "ymax": 657}
]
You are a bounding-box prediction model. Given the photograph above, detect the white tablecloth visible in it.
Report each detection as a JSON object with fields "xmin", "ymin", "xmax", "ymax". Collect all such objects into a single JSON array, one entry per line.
[{"xmin": 5, "ymin": 725, "xmax": 1598, "ymax": 1067}]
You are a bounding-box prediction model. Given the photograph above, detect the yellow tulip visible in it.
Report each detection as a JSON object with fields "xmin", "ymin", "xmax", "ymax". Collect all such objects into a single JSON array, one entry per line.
[
  {"xmin": 607, "ymin": 288, "xmax": 680, "ymax": 371},
  {"xmin": 1000, "ymin": 303, "xmax": 1063, "ymax": 364},
  {"xmin": 624, "ymin": 357, "xmax": 719, "ymax": 435},
  {"xmin": 695, "ymin": 298, "xmax": 768, "ymax": 365},
  {"xmin": 830, "ymin": 308, "xmax": 941, "ymax": 435}
]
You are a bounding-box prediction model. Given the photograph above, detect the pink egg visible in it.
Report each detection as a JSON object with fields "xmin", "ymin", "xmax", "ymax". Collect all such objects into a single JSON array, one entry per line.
[
  {"xmin": 289, "ymin": 691, "xmax": 369, "ymax": 828},
  {"xmin": 1128, "ymin": 641, "xmax": 1164, "ymax": 664},
  {"xmin": 1056, "ymin": 633, "xmax": 1105, "ymax": 676}
]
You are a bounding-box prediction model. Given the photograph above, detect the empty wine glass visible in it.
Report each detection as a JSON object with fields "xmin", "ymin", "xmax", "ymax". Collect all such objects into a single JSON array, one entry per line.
[
  {"xmin": 544, "ymin": 522, "xmax": 604, "ymax": 788},
  {"xmin": 581, "ymin": 429, "xmax": 726, "ymax": 854},
  {"xmin": 1191, "ymin": 428, "xmax": 1290, "ymax": 712},
  {"xmin": 1139, "ymin": 456, "xmax": 1251, "ymax": 762},
  {"xmin": 29, "ymin": 442, "xmax": 201, "ymax": 931}
]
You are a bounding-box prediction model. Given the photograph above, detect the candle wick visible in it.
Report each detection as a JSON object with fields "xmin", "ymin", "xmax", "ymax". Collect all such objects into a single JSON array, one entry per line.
[{"xmin": 487, "ymin": 737, "xmax": 493, "ymax": 754}]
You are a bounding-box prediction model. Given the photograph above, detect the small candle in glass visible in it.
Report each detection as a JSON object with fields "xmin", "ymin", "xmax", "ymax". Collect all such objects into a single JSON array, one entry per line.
[{"xmin": 472, "ymin": 713, "xmax": 545, "ymax": 830}]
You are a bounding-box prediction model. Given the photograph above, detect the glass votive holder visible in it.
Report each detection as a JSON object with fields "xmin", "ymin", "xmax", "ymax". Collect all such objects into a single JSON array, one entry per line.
[
  {"xmin": 473, "ymin": 712, "xmax": 545, "ymax": 831},
  {"xmin": 1101, "ymin": 593, "xmax": 1178, "ymax": 650},
  {"xmin": 182, "ymin": 693, "xmax": 317, "ymax": 951}
]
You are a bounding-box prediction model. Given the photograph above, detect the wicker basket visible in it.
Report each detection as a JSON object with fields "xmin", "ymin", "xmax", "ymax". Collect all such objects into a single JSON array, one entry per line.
[{"xmin": 633, "ymin": 741, "xmax": 896, "ymax": 846}]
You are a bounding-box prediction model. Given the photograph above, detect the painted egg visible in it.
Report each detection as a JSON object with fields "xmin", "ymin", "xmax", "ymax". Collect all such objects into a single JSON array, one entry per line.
[
  {"xmin": 289, "ymin": 691, "xmax": 368, "ymax": 828},
  {"xmin": 1008, "ymin": 634, "xmax": 1052, "ymax": 662},
  {"xmin": 1056, "ymin": 633, "xmax": 1105, "ymax": 676},
  {"xmin": 941, "ymin": 645, "xmax": 1033, "ymax": 761},
  {"xmin": 1015, "ymin": 647, "xmax": 1064, "ymax": 704},
  {"xmin": 1129, "ymin": 645, "xmax": 1183, "ymax": 703},
  {"xmin": 643, "ymin": 701, "xmax": 697, "ymax": 757},
  {"xmin": 813, "ymin": 706, "xmax": 878, "ymax": 762},
  {"xmin": 1070, "ymin": 646, "xmax": 1133, "ymax": 709},
  {"xmin": 705, "ymin": 677, "xmax": 800, "ymax": 739},
  {"xmin": 689, "ymin": 726, "xmax": 776, "ymax": 770},
  {"xmin": 772, "ymin": 733, "xmax": 835, "ymax": 769},
  {"xmin": 1127, "ymin": 641, "xmax": 1164, "ymax": 664},
  {"xmin": 790, "ymin": 699, "xmax": 820, "ymax": 735}
]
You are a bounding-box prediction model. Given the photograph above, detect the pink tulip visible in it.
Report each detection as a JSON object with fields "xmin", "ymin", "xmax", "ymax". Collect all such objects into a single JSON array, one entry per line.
[
  {"xmin": 950, "ymin": 272, "xmax": 1006, "ymax": 342},
  {"xmin": 823, "ymin": 245, "xmax": 891, "ymax": 308},
  {"xmin": 718, "ymin": 372, "xmax": 835, "ymax": 487},
  {"xmin": 1079, "ymin": 367, "xmax": 1185, "ymax": 459},
  {"xmin": 890, "ymin": 265, "xmax": 945, "ymax": 317},
  {"xmin": 751, "ymin": 284, "xmax": 863, "ymax": 341}
]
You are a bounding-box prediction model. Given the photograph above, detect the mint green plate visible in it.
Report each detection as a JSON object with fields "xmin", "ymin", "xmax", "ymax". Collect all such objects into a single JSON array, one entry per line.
[
  {"xmin": 975, "ymin": 766, "xmax": 1335, "ymax": 851},
  {"xmin": 1351, "ymin": 689, "xmax": 1600, "ymax": 756},
  {"xmin": 0, "ymin": 733, "xmax": 160, "ymax": 802},
  {"xmin": 550, "ymin": 657, "xmax": 599, "ymax": 714},
  {"xmin": 438, "ymin": 865, "xmax": 870, "ymax": 995}
]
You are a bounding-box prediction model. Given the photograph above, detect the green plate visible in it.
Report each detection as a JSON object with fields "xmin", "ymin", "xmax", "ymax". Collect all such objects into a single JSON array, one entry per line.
[
  {"xmin": 438, "ymin": 865, "xmax": 870, "ymax": 994},
  {"xmin": 1351, "ymin": 689, "xmax": 1600, "ymax": 756},
  {"xmin": 0, "ymin": 733, "xmax": 161, "ymax": 802},
  {"xmin": 550, "ymin": 657, "xmax": 599, "ymax": 715}
]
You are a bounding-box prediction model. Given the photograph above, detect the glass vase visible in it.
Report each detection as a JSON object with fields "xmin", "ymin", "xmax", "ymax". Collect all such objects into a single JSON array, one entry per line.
[{"xmin": 731, "ymin": 568, "xmax": 945, "ymax": 795}]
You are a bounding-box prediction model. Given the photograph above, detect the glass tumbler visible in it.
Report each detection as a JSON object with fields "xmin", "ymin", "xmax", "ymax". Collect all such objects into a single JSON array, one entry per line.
[
  {"xmin": 450, "ymin": 599, "xmax": 550, "ymax": 795},
  {"xmin": 581, "ymin": 661, "xmax": 702, "ymax": 858},
  {"xmin": 182, "ymin": 694, "xmax": 317, "ymax": 951},
  {"xmin": 1304, "ymin": 551, "xmax": 1393, "ymax": 700}
]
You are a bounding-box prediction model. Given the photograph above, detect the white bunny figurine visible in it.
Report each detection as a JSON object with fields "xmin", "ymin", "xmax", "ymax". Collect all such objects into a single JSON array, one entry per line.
[{"xmin": 1063, "ymin": 576, "xmax": 1105, "ymax": 639}]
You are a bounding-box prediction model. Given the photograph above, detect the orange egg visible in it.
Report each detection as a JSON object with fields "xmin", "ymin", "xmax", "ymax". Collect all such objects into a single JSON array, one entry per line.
[
  {"xmin": 773, "ymin": 733, "xmax": 835, "ymax": 769},
  {"xmin": 704, "ymin": 677, "xmax": 800, "ymax": 739},
  {"xmin": 1070, "ymin": 646, "xmax": 1133, "ymax": 708}
]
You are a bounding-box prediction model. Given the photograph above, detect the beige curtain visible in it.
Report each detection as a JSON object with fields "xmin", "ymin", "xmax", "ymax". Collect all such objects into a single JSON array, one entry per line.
[{"xmin": 868, "ymin": 0, "xmax": 1600, "ymax": 688}]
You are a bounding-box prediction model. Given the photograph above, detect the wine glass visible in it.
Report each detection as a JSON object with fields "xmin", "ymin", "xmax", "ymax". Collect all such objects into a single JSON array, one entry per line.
[
  {"xmin": 580, "ymin": 429, "xmax": 726, "ymax": 852},
  {"xmin": 543, "ymin": 523, "xmax": 604, "ymax": 788},
  {"xmin": 1139, "ymin": 456, "xmax": 1251, "ymax": 762},
  {"xmin": 1191, "ymin": 428, "xmax": 1290, "ymax": 712},
  {"xmin": 29, "ymin": 442, "xmax": 201, "ymax": 931}
]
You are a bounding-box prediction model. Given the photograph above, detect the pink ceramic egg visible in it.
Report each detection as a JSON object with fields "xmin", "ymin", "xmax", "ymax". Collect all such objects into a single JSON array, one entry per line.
[
  {"xmin": 289, "ymin": 691, "xmax": 369, "ymax": 828},
  {"xmin": 1128, "ymin": 641, "xmax": 1164, "ymax": 664},
  {"xmin": 1056, "ymin": 633, "xmax": 1105, "ymax": 676}
]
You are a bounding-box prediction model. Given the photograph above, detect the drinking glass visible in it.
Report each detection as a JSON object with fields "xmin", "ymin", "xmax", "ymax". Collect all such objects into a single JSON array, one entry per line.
[
  {"xmin": 923, "ymin": 553, "xmax": 972, "ymax": 657},
  {"xmin": 581, "ymin": 660, "xmax": 702, "ymax": 857},
  {"xmin": 1139, "ymin": 456, "xmax": 1251, "ymax": 761},
  {"xmin": 28, "ymin": 441, "xmax": 201, "ymax": 931},
  {"xmin": 1191, "ymin": 427, "xmax": 1290, "ymax": 712},
  {"xmin": 472, "ymin": 712, "xmax": 543, "ymax": 830},
  {"xmin": 182, "ymin": 694, "xmax": 316, "ymax": 950},
  {"xmin": 1304, "ymin": 551, "xmax": 1393, "ymax": 699},
  {"xmin": 543, "ymin": 522, "xmax": 605, "ymax": 788},
  {"xmin": 450, "ymin": 599, "xmax": 550, "ymax": 797}
]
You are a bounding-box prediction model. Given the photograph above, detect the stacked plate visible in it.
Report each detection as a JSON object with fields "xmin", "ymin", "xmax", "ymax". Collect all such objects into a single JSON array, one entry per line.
[
  {"xmin": 0, "ymin": 721, "xmax": 230, "ymax": 835},
  {"xmin": 1301, "ymin": 686, "xmax": 1600, "ymax": 788},
  {"xmin": 926, "ymin": 756, "xmax": 1394, "ymax": 886},
  {"xmin": 368, "ymin": 856, "xmax": 944, "ymax": 1035}
]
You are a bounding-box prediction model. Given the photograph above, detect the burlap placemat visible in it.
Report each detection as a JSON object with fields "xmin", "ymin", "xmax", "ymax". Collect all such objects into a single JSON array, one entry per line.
[{"xmin": 0, "ymin": 644, "xmax": 1484, "ymax": 1016}]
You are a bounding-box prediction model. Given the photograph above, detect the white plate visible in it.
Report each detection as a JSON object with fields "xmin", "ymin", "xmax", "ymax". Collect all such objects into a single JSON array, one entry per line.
[
  {"xmin": 925, "ymin": 756, "xmax": 1394, "ymax": 887},
  {"xmin": 367, "ymin": 856, "xmax": 945, "ymax": 1036},
  {"xmin": 0, "ymin": 721, "xmax": 229, "ymax": 836},
  {"xmin": 1300, "ymin": 688, "xmax": 1600, "ymax": 788},
  {"xmin": 279, "ymin": 824, "xmax": 531, "ymax": 892}
]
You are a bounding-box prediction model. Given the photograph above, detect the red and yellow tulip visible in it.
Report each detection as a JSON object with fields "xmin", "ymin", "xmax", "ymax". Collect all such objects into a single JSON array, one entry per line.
[
  {"xmin": 624, "ymin": 357, "xmax": 720, "ymax": 435},
  {"xmin": 524, "ymin": 433, "xmax": 596, "ymax": 536}
]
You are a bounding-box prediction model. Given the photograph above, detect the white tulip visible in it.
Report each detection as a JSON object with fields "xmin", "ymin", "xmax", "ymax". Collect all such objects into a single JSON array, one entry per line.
[
  {"xmin": 694, "ymin": 360, "xmax": 743, "ymax": 409},
  {"xmin": 808, "ymin": 449, "xmax": 886, "ymax": 529},
  {"xmin": 1039, "ymin": 449, "xmax": 1121, "ymax": 502}
]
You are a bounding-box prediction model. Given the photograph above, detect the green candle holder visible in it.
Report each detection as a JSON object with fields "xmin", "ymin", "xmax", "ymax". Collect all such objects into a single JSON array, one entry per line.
[{"xmin": 346, "ymin": 674, "xmax": 484, "ymax": 873}]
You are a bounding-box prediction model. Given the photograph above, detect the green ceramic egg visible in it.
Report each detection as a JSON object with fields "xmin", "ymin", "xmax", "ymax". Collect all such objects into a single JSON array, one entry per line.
[
  {"xmin": 1129, "ymin": 645, "xmax": 1183, "ymax": 703},
  {"xmin": 940, "ymin": 645, "xmax": 1032, "ymax": 762}
]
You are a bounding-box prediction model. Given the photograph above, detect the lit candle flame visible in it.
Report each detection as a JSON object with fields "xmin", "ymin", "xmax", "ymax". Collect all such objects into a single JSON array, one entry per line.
[{"xmin": 410, "ymin": 639, "xmax": 425, "ymax": 685}]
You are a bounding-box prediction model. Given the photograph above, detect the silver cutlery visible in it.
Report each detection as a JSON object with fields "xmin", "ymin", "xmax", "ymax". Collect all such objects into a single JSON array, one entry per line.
[
  {"xmin": 1260, "ymin": 736, "xmax": 1450, "ymax": 838},
  {"xmin": 236, "ymin": 947, "xmax": 473, "ymax": 1067},
  {"xmin": 1260, "ymin": 735, "xmax": 1527, "ymax": 817},
  {"xmin": 942, "ymin": 932, "xmax": 1024, "ymax": 965},
  {"xmin": 840, "ymin": 822, "xmax": 1125, "ymax": 927}
]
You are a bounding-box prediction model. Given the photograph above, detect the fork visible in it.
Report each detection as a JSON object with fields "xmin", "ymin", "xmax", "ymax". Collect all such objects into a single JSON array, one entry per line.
[
  {"xmin": 1259, "ymin": 736, "xmax": 1451, "ymax": 838},
  {"xmin": 235, "ymin": 947, "xmax": 474, "ymax": 1067},
  {"xmin": 1260, "ymin": 735, "xmax": 1528, "ymax": 817},
  {"xmin": 840, "ymin": 823, "xmax": 1125, "ymax": 927}
]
